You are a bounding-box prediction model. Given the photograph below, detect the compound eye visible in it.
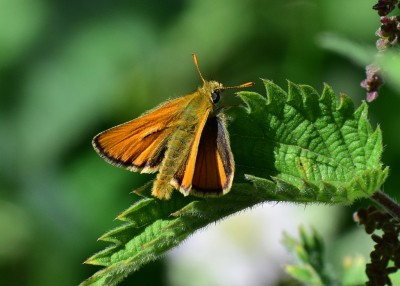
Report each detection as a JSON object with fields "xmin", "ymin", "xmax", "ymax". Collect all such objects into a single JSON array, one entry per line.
[{"xmin": 211, "ymin": 89, "xmax": 220, "ymax": 103}]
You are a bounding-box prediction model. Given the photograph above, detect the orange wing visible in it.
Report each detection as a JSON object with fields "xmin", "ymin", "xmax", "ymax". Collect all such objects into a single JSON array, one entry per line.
[
  {"xmin": 173, "ymin": 115, "xmax": 234, "ymax": 196},
  {"xmin": 92, "ymin": 96, "xmax": 190, "ymax": 173}
]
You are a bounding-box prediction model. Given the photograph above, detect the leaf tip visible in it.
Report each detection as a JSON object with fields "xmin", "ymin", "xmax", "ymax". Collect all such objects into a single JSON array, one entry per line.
[
  {"xmin": 320, "ymin": 83, "xmax": 338, "ymax": 108},
  {"xmin": 337, "ymin": 92, "xmax": 355, "ymax": 118}
]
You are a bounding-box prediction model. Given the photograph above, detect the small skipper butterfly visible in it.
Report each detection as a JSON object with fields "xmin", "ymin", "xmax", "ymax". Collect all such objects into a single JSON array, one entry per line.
[{"xmin": 93, "ymin": 54, "xmax": 254, "ymax": 199}]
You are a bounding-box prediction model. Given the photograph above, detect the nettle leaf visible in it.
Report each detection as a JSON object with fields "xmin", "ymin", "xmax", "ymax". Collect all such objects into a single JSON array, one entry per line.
[
  {"xmin": 230, "ymin": 80, "xmax": 388, "ymax": 204},
  {"xmin": 81, "ymin": 80, "xmax": 387, "ymax": 285}
]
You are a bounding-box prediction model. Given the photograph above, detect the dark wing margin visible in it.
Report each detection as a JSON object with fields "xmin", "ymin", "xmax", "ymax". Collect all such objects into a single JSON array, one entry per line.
[{"xmin": 93, "ymin": 126, "xmax": 169, "ymax": 173}]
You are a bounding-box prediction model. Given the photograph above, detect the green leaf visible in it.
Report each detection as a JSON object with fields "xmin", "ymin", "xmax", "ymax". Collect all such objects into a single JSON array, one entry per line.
[
  {"xmin": 81, "ymin": 184, "xmax": 264, "ymax": 285},
  {"xmin": 81, "ymin": 81, "xmax": 387, "ymax": 285},
  {"xmin": 230, "ymin": 80, "xmax": 388, "ymax": 204}
]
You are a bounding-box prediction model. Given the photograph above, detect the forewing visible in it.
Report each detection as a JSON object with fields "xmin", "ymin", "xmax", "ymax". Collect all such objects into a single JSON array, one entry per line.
[{"xmin": 92, "ymin": 96, "xmax": 189, "ymax": 173}]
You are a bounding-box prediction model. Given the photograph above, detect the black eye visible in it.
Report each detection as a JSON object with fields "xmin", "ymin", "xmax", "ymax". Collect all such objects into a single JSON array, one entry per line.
[{"xmin": 211, "ymin": 89, "xmax": 220, "ymax": 103}]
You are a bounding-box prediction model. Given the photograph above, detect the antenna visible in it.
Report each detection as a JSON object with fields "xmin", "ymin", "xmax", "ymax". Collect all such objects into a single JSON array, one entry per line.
[
  {"xmin": 222, "ymin": 81, "xmax": 254, "ymax": 90},
  {"xmin": 192, "ymin": 53, "xmax": 206, "ymax": 83}
]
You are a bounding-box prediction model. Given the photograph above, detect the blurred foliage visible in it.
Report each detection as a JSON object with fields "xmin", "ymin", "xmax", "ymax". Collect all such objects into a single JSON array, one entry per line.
[
  {"xmin": 0, "ymin": 0, "xmax": 397, "ymax": 285},
  {"xmin": 285, "ymin": 226, "xmax": 400, "ymax": 286},
  {"xmin": 284, "ymin": 227, "xmax": 366, "ymax": 286}
]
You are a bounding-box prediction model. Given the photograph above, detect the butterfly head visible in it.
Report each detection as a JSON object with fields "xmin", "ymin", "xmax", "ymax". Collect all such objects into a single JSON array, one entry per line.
[{"xmin": 200, "ymin": 80, "xmax": 223, "ymax": 104}]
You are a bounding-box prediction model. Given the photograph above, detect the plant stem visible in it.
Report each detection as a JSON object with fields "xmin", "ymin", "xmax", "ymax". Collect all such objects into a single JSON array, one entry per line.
[{"xmin": 372, "ymin": 190, "xmax": 400, "ymax": 221}]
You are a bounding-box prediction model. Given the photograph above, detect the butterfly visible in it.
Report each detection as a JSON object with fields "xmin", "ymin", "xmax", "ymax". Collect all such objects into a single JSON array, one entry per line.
[{"xmin": 92, "ymin": 54, "xmax": 254, "ymax": 199}]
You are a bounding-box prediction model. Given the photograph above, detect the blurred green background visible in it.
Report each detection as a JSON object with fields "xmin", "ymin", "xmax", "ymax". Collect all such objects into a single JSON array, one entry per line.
[{"xmin": 1, "ymin": 0, "xmax": 399, "ymax": 285}]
